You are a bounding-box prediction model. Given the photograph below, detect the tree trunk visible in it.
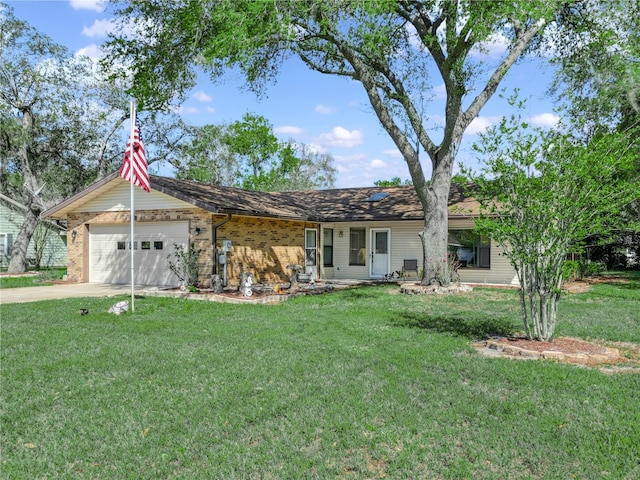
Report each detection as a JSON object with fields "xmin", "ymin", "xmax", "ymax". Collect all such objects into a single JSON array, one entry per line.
[
  {"xmin": 516, "ymin": 259, "xmax": 563, "ymax": 342},
  {"xmin": 418, "ymin": 156, "xmax": 454, "ymax": 286},
  {"xmin": 8, "ymin": 105, "xmax": 45, "ymax": 273},
  {"xmin": 7, "ymin": 198, "xmax": 41, "ymax": 273}
]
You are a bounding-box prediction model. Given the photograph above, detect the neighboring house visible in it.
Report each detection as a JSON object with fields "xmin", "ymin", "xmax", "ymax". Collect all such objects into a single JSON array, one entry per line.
[
  {"xmin": 0, "ymin": 193, "xmax": 67, "ymax": 270},
  {"xmin": 42, "ymin": 173, "xmax": 518, "ymax": 287}
]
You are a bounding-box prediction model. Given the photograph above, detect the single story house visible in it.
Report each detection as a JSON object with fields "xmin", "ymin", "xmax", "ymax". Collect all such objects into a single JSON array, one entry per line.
[
  {"xmin": 1, "ymin": 193, "xmax": 67, "ymax": 270},
  {"xmin": 42, "ymin": 173, "xmax": 518, "ymax": 287}
]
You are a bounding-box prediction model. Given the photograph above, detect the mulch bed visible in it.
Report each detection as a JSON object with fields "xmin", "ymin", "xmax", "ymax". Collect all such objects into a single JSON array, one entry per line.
[{"xmin": 493, "ymin": 336, "xmax": 610, "ymax": 355}]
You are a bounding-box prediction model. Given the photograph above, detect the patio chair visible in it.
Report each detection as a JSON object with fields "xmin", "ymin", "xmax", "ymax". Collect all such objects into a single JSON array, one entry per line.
[{"xmin": 402, "ymin": 259, "xmax": 419, "ymax": 278}]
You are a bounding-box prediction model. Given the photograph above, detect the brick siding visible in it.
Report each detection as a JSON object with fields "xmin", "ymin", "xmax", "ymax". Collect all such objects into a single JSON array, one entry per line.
[{"xmin": 66, "ymin": 209, "xmax": 317, "ymax": 287}]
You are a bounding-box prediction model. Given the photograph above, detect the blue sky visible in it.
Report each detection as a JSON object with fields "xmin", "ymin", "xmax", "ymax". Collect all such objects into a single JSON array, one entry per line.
[{"xmin": 7, "ymin": 0, "xmax": 560, "ymax": 188}]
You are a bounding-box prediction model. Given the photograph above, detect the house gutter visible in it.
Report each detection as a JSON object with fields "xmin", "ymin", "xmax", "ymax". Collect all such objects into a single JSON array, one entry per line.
[{"xmin": 212, "ymin": 214, "xmax": 232, "ymax": 276}]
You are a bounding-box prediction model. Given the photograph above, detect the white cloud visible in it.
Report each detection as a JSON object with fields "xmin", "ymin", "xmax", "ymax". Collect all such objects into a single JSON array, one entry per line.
[
  {"xmin": 383, "ymin": 149, "xmax": 403, "ymax": 159},
  {"xmin": 206, "ymin": 106, "xmax": 216, "ymax": 114},
  {"xmin": 192, "ymin": 91, "xmax": 213, "ymax": 102},
  {"xmin": 332, "ymin": 153, "xmax": 367, "ymax": 174},
  {"xmin": 175, "ymin": 106, "xmax": 200, "ymax": 115},
  {"xmin": 470, "ymin": 33, "xmax": 510, "ymax": 59},
  {"xmin": 81, "ymin": 19, "xmax": 115, "ymax": 38},
  {"xmin": 70, "ymin": 0, "xmax": 104, "ymax": 12},
  {"xmin": 315, "ymin": 104, "xmax": 336, "ymax": 114},
  {"xmin": 370, "ymin": 159, "xmax": 388, "ymax": 168},
  {"xmin": 465, "ymin": 116, "xmax": 501, "ymax": 136},
  {"xmin": 75, "ymin": 44, "xmax": 103, "ymax": 60},
  {"xmin": 528, "ymin": 113, "xmax": 560, "ymax": 128},
  {"xmin": 274, "ymin": 125, "xmax": 304, "ymax": 135},
  {"xmin": 318, "ymin": 126, "xmax": 363, "ymax": 148},
  {"xmin": 432, "ymin": 83, "xmax": 447, "ymax": 100}
]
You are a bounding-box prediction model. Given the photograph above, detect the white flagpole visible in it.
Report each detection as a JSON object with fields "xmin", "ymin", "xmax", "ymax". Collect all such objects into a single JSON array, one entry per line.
[{"xmin": 129, "ymin": 99, "xmax": 136, "ymax": 313}]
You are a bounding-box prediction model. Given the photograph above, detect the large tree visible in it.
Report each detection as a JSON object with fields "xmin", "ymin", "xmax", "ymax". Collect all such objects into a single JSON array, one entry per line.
[
  {"xmin": 173, "ymin": 114, "xmax": 336, "ymax": 191},
  {"xmin": 551, "ymin": 0, "xmax": 640, "ymax": 131},
  {"xmin": 551, "ymin": 0, "xmax": 640, "ymax": 264},
  {"xmin": 0, "ymin": 6, "xmax": 97, "ymax": 272},
  {"xmin": 469, "ymin": 114, "xmax": 639, "ymax": 341},
  {"xmin": 0, "ymin": 4, "xmax": 191, "ymax": 272},
  {"xmin": 105, "ymin": 0, "xmax": 572, "ymax": 285}
]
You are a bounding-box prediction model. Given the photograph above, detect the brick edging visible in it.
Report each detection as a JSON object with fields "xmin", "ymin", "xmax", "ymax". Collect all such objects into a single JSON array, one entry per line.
[{"xmin": 485, "ymin": 340, "xmax": 620, "ymax": 364}]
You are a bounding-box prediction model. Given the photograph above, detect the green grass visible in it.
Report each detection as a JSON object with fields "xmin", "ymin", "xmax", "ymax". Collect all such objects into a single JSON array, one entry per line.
[
  {"xmin": 1, "ymin": 281, "xmax": 639, "ymax": 479},
  {"xmin": 0, "ymin": 269, "xmax": 66, "ymax": 289}
]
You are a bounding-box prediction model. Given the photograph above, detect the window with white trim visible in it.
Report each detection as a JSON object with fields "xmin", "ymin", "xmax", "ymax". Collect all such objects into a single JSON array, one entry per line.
[{"xmin": 349, "ymin": 228, "xmax": 366, "ymax": 266}]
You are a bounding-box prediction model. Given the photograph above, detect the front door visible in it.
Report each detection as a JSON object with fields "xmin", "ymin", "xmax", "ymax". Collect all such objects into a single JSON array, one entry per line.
[
  {"xmin": 305, "ymin": 228, "xmax": 318, "ymax": 278},
  {"xmin": 370, "ymin": 229, "xmax": 390, "ymax": 278}
]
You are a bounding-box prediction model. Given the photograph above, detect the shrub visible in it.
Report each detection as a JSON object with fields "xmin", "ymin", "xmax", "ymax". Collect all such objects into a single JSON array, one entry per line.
[
  {"xmin": 167, "ymin": 243, "xmax": 202, "ymax": 287},
  {"xmin": 579, "ymin": 260, "xmax": 606, "ymax": 278},
  {"xmin": 562, "ymin": 260, "xmax": 580, "ymax": 281}
]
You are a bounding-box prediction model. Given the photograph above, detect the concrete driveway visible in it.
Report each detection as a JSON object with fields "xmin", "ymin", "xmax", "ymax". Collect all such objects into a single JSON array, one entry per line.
[{"xmin": 0, "ymin": 283, "xmax": 148, "ymax": 304}]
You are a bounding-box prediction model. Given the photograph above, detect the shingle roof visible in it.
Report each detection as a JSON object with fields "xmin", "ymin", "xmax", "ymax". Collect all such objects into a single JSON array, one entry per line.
[
  {"xmin": 150, "ymin": 176, "xmax": 477, "ymax": 221},
  {"xmin": 43, "ymin": 172, "xmax": 479, "ymax": 221},
  {"xmin": 150, "ymin": 176, "xmax": 310, "ymax": 220}
]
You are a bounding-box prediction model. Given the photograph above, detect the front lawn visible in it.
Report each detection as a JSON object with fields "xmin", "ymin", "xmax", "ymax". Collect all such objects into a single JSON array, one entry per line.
[
  {"xmin": 0, "ymin": 269, "xmax": 66, "ymax": 289},
  {"xmin": 1, "ymin": 281, "xmax": 639, "ymax": 479}
]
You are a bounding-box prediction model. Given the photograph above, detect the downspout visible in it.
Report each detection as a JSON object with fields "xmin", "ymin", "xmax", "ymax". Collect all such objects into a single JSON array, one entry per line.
[{"xmin": 212, "ymin": 214, "xmax": 232, "ymax": 276}]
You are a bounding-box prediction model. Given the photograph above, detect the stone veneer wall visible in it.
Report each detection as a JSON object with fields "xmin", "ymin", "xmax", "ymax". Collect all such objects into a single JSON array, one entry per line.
[
  {"xmin": 66, "ymin": 209, "xmax": 317, "ymax": 287},
  {"xmin": 215, "ymin": 216, "xmax": 318, "ymax": 286},
  {"xmin": 67, "ymin": 208, "xmax": 213, "ymax": 286}
]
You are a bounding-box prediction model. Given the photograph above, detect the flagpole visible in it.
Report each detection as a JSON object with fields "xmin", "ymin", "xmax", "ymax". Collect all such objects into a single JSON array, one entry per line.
[{"xmin": 129, "ymin": 99, "xmax": 135, "ymax": 313}]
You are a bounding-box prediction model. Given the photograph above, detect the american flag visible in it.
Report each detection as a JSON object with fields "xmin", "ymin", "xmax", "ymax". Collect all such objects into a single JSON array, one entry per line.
[{"xmin": 120, "ymin": 116, "xmax": 150, "ymax": 192}]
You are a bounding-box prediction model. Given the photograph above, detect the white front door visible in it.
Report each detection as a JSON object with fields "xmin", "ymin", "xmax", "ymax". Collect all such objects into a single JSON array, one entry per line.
[
  {"xmin": 370, "ymin": 229, "xmax": 390, "ymax": 278},
  {"xmin": 305, "ymin": 228, "xmax": 318, "ymax": 278}
]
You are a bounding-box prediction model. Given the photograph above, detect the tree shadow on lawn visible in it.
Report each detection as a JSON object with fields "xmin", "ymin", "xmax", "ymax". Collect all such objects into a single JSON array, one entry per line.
[{"xmin": 393, "ymin": 312, "xmax": 516, "ymax": 340}]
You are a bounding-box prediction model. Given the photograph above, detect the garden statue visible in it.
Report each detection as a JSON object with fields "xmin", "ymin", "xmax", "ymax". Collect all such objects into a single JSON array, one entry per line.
[{"xmin": 239, "ymin": 272, "xmax": 253, "ymax": 297}]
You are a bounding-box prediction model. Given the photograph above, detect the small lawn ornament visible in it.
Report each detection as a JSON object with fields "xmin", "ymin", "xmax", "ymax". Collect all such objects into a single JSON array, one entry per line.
[
  {"xmin": 108, "ymin": 300, "xmax": 129, "ymax": 315},
  {"xmin": 239, "ymin": 272, "xmax": 253, "ymax": 297}
]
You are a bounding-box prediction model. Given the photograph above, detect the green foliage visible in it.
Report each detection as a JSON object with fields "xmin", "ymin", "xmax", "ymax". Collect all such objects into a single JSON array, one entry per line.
[
  {"xmin": 224, "ymin": 113, "xmax": 280, "ymax": 179},
  {"xmin": 103, "ymin": 0, "xmax": 568, "ymax": 287},
  {"xmin": 175, "ymin": 114, "xmax": 336, "ymax": 191},
  {"xmin": 469, "ymin": 107, "xmax": 639, "ymax": 340},
  {"xmin": 167, "ymin": 243, "xmax": 202, "ymax": 287},
  {"xmin": 578, "ymin": 260, "xmax": 607, "ymax": 278},
  {"xmin": 552, "ymin": 0, "xmax": 640, "ymax": 131},
  {"xmin": 373, "ymin": 176, "xmax": 412, "ymax": 186},
  {"xmin": 562, "ymin": 260, "xmax": 580, "ymax": 281}
]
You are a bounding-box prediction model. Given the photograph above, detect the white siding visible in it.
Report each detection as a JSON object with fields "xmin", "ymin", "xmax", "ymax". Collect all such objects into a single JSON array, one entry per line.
[
  {"xmin": 320, "ymin": 219, "xmax": 518, "ymax": 285},
  {"xmin": 80, "ymin": 182, "xmax": 192, "ymax": 212}
]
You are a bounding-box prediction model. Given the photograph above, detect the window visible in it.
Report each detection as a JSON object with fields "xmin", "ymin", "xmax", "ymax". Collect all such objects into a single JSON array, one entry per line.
[
  {"xmin": 448, "ymin": 230, "xmax": 491, "ymax": 268},
  {"xmin": 0, "ymin": 233, "xmax": 7, "ymax": 256},
  {"xmin": 117, "ymin": 241, "xmax": 126, "ymax": 250},
  {"xmin": 129, "ymin": 241, "xmax": 138, "ymax": 250},
  {"xmin": 323, "ymin": 229, "xmax": 333, "ymax": 267},
  {"xmin": 141, "ymin": 241, "xmax": 151, "ymax": 250},
  {"xmin": 305, "ymin": 229, "xmax": 317, "ymax": 267},
  {"xmin": 349, "ymin": 228, "xmax": 366, "ymax": 265},
  {"xmin": 154, "ymin": 241, "xmax": 163, "ymax": 250}
]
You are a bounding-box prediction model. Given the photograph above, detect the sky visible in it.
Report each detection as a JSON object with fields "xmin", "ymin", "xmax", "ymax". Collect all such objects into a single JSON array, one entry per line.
[{"xmin": 6, "ymin": 0, "xmax": 561, "ymax": 189}]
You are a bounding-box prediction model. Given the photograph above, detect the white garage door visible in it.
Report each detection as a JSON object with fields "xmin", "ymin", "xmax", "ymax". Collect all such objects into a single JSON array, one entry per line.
[{"xmin": 90, "ymin": 222, "xmax": 189, "ymax": 286}]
